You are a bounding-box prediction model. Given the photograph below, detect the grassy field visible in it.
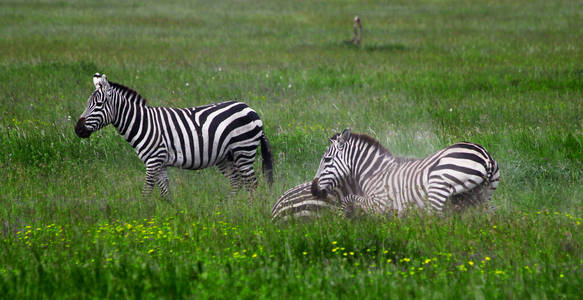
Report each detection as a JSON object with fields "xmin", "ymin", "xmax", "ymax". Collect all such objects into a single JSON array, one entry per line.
[{"xmin": 1, "ymin": 0, "xmax": 582, "ymax": 298}]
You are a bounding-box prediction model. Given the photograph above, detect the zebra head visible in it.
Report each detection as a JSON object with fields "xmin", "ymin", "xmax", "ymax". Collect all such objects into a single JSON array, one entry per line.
[
  {"xmin": 75, "ymin": 73, "xmax": 115, "ymax": 138},
  {"xmin": 311, "ymin": 128, "xmax": 352, "ymax": 198}
]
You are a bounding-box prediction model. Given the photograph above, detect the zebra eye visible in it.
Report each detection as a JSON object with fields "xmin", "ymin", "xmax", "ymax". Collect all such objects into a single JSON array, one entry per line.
[{"xmin": 323, "ymin": 156, "xmax": 333, "ymax": 163}]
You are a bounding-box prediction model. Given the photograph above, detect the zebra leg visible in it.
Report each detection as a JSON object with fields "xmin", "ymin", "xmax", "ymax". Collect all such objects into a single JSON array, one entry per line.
[
  {"xmin": 217, "ymin": 159, "xmax": 241, "ymax": 195},
  {"xmin": 425, "ymin": 178, "xmax": 456, "ymax": 213},
  {"xmin": 143, "ymin": 160, "xmax": 164, "ymax": 198},
  {"xmin": 143, "ymin": 168, "xmax": 160, "ymax": 198},
  {"xmin": 233, "ymin": 154, "xmax": 258, "ymax": 191},
  {"xmin": 340, "ymin": 195, "xmax": 357, "ymax": 217},
  {"xmin": 427, "ymin": 174, "xmax": 495, "ymax": 213},
  {"xmin": 341, "ymin": 194, "xmax": 387, "ymax": 217},
  {"xmin": 157, "ymin": 167, "xmax": 173, "ymax": 203}
]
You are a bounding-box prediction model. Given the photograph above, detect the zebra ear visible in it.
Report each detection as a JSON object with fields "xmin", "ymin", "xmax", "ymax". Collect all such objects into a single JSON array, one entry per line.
[
  {"xmin": 338, "ymin": 128, "xmax": 351, "ymax": 144},
  {"xmin": 93, "ymin": 73, "xmax": 102, "ymax": 89},
  {"xmin": 93, "ymin": 73, "xmax": 111, "ymax": 91},
  {"xmin": 101, "ymin": 74, "xmax": 111, "ymax": 91}
]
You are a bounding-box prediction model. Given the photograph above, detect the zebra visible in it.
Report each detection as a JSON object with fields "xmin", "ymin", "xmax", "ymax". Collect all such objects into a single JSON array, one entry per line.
[
  {"xmin": 311, "ymin": 128, "xmax": 500, "ymax": 216},
  {"xmin": 75, "ymin": 73, "xmax": 273, "ymax": 199},
  {"xmin": 271, "ymin": 182, "xmax": 342, "ymax": 222}
]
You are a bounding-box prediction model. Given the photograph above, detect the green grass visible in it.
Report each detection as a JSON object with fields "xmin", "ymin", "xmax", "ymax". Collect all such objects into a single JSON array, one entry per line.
[{"xmin": 1, "ymin": 0, "xmax": 582, "ymax": 298}]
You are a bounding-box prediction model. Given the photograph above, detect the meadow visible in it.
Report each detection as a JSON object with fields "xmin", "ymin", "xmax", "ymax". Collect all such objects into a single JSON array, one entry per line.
[{"xmin": 1, "ymin": 0, "xmax": 582, "ymax": 298}]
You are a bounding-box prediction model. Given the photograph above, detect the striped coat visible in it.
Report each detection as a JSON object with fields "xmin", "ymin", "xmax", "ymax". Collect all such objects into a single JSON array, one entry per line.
[
  {"xmin": 75, "ymin": 73, "xmax": 273, "ymax": 199},
  {"xmin": 311, "ymin": 129, "xmax": 499, "ymax": 215},
  {"xmin": 271, "ymin": 182, "xmax": 341, "ymax": 221}
]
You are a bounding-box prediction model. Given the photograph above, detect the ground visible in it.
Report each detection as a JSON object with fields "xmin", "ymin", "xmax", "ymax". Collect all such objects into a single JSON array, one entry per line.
[{"xmin": 0, "ymin": 0, "xmax": 582, "ymax": 298}]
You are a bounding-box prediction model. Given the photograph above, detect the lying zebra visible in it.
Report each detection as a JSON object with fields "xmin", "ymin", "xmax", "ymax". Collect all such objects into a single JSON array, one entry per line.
[
  {"xmin": 310, "ymin": 129, "xmax": 500, "ymax": 216},
  {"xmin": 271, "ymin": 182, "xmax": 341, "ymax": 222}
]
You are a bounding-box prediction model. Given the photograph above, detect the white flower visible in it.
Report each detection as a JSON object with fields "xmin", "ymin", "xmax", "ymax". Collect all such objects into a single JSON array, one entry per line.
[
  {"xmin": 185, "ymin": 82, "xmax": 190, "ymax": 87},
  {"xmin": 288, "ymin": 83, "xmax": 292, "ymax": 88}
]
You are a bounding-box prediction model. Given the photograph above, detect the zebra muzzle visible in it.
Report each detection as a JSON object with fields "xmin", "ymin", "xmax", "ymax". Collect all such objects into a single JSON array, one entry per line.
[
  {"xmin": 75, "ymin": 117, "xmax": 92, "ymax": 138},
  {"xmin": 311, "ymin": 178, "xmax": 327, "ymax": 199}
]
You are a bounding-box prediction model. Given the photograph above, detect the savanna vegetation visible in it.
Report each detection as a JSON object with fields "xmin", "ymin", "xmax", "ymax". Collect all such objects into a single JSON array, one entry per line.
[{"xmin": 0, "ymin": 0, "xmax": 582, "ymax": 298}]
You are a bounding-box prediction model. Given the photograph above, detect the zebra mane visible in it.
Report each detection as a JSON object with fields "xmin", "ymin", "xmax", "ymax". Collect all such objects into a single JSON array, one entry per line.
[
  {"xmin": 340, "ymin": 132, "xmax": 393, "ymax": 156},
  {"xmin": 109, "ymin": 81, "xmax": 147, "ymax": 105},
  {"xmin": 346, "ymin": 132, "xmax": 424, "ymax": 166}
]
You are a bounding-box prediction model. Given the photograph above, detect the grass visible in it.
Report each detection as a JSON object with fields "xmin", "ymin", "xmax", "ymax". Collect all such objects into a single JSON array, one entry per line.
[{"xmin": 1, "ymin": 0, "xmax": 582, "ymax": 298}]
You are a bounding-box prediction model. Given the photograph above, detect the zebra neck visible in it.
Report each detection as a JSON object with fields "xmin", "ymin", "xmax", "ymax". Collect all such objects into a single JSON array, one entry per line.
[
  {"xmin": 112, "ymin": 96, "xmax": 152, "ymax": 145},
  {"xmin": 337, "ymin": 177, "xmax": 364, "ymax": 197},
  {"xmin": 350, "ymin": 149, "xmax": 393, "ymax": 196}
]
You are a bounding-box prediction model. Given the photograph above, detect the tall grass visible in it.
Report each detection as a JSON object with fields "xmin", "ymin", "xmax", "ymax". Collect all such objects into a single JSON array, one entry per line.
[{"xmin": 1, "ymin": 0, "xmax": 582, "ymax": 298}]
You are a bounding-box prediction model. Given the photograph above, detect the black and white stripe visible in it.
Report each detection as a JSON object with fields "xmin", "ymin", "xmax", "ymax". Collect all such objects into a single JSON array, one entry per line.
[
  {"xmin": 271, "ymin": 182, "xmax": 342, "ymax": 222},
  {"xmin": 311, "ymin": 128, "xmax": 500, "ymax": 215},
  {"xmin": 75, "ymin": 73, "xmax": 273, "ymax": 198}
]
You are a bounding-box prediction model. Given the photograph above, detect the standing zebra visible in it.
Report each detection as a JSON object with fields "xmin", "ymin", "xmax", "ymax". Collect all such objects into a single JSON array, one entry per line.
[
  {"xmin": 311, "ymin": 129, "xmax": 499, "ymax": 215},
  {"xmin": 75, "ymin": 73, "xmax": 273, "ymax": 199},
  {"xmin": 271, "ymin": 182, "xmax": 342, "ymax": 222}
]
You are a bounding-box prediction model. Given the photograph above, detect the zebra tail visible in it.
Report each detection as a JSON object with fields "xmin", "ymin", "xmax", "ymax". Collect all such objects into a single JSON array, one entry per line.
[
  {"xmin": 489, "ymin": 158, "xmax": 500, "ymax": 185},
  {"xmin": 485, "ymin": 148, "xmax": 500, "ymax": 184},
  {"xmin": 260, "ymin": 135, "xmax": 274, "ymax": 185}
]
